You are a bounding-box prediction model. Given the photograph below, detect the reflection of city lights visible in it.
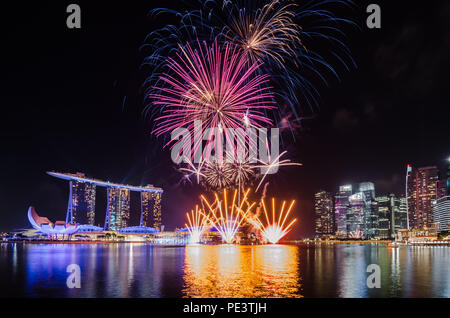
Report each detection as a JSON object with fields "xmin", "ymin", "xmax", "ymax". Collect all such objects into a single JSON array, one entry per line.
[
  {"xmin": 183, "ymin": 245, "xmax": 300, "ymax": 297},
  {"xmin": 201, "ymin": 189, "xmax": 255, "ymax": 243},
  {"xmin": 250, "ymin": 198, "xmax": 297, "ymax": 244}
]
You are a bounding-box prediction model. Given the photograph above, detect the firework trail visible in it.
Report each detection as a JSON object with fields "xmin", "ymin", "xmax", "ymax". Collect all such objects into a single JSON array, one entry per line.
[
  {"xmin": 149, "ymin": 39, "xmax": 275, "ymax": 159},
  {"xmin": 255, "ymin": 149, "xmax": 302, "ymax": 192}
]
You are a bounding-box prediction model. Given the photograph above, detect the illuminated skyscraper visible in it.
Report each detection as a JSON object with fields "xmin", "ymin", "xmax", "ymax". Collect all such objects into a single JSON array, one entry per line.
[
  {"xmin": 438, "ymin": 162, "xmax": 450, "ymax": 199},
  {"xmin": 314, "ymin": 190, "xmax": 334, "ymax": 237},
  {"xmin": 140, "ymin": 190, "xmax": 163, "ymax": 230},
  {"xmin": 152, "ymin": 192, "xmax": 162, "ymax": 230},
  {"xmin": 71, "ymin": 180, "xmax": 96, "ymax": 225},
  {"xmin": 106, "ymin": 187, "xmax": 130, "ymax": 230},
  {"xmin": 375, "ymin": 196, "xmax": 390, "ymax": 239},
  {"xmin": 348, "ymin": 192, "xmax": 365, "ymax": 236},
  {"xmin": 359, "ymin": 182, "xmax": 378, "ymax": 239},
  {"xmin": 394, "ymin": 195, "xmax": 408, "ymax": 232},
  {"xmin": 407, "ymin": 166, "xmax": 439, "ymax": 229},
  {"xmin": 434, "ymin": 195, "xmax": 450, "ymax": 233},
  {"xmin": 334, "ymin": 185, "xmax": 352, "ymax": 238},
  {"xmin": 140, "ymin": 191, "xmax": 152, "ymax": 227},
  {"xmin": 375, "ymin": 194, "xmax": 407, "ymax": 239}
]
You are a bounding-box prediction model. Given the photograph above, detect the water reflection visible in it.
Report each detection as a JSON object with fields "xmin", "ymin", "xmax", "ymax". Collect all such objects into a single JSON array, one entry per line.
[
  {"xmin": 1, "ymin": 243, "xmax": 450, "ymax": 297},
  {"xmin": 183, "ymin": 244, "xmax": 302, "ymax": 298}
]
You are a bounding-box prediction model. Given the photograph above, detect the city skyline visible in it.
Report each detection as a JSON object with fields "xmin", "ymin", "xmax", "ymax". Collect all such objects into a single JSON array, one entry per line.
[
  {"xmin": 1, "ymin": 1, "xmax": 450, "ymax": 240},
  {"xmin": 315, "ymin": 161, "xmax": 450, "ymax": 239}
]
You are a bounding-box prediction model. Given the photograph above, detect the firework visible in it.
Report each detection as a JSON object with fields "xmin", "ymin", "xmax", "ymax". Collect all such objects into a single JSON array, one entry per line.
[
  {"xmin": 185, "ymin": 205, "xmax": 211, "ymax": 243},
  {"xmin": 255, "ymin": 150, "xmax": 302, "ymax": 192},
  {"xmin": 150, "ymin": 39, "xmax": 275, "ymax": 158},
  {"xmin": 201, "ymin": 188, "xmax": 256, "ymax": 243},
  {"xmin": 249, "ymin": 198, "xmax": 297, "ymax": 244},
  {"xmin": 224, "ymin": 1, "xmax": 303, "ymax": 69},
  {"xmin": 179, "ymin": 156, "xmax": 206, "ymax": 184},
  {"xmin": 202, "ymin": 162, "xmax": 235, "ymax": 190},
  {"xmin": 348, "ymin": 230, "xmax": 364, "ymax": 240},
  {"xmin": 143, "ymin": 0, "xmax": 355, "ymax": 125}
]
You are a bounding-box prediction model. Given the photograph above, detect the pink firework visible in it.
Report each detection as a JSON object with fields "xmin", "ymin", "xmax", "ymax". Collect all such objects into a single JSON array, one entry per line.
[{"xmin": 150, "ymin": 39, "xmax": 275, "ymax": 158}]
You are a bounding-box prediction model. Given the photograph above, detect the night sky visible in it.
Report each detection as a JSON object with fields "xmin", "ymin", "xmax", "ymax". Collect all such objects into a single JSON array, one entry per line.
[{"xmin": 2, "ymin": 1, "xmax": 450, "ymax": 238}]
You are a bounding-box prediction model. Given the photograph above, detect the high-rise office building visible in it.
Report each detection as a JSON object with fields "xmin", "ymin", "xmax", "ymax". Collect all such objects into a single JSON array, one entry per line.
[
  {"xmin": 433, "ymin": 196, "xmax": 450, "ymax": 233},
  {"xmin": 375, "ymin": 194, "xmax": 407, "ymax": 239},
  {"xmin": 334, "ymin": 185, "xmax": 352, "ymax": 238},
  {"xmin": 394, "ymin": 195, "xmax": 408, "ymax": 232},
  {"xmin": 359, "ymin": 182, "xmax": 378, "ymax": 238},
  {"xmin": 407, "ymin": 166, "xmax": 439, "ymax": 229},
  {"xmin": 107, "ymin": 187, "xmax": 130, "ymax": 230},
  {"xmin": 314, "ymin": 190, "xmax": 335, "ymax": 237},
  {"xmin": 348, "ymin": 192, "xmax": 365, "ymax": 236},
  {"xmin": 375, "ymin": 195, "xmax": 390, "ymax": 239},
  {"xmin": 438, "ymin": 162, "xmax": 450, "ymax": 199}
]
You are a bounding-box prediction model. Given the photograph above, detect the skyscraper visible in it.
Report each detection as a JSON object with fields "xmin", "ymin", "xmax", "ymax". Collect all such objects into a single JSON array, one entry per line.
[
  {"xmin": 348, "ymin": 192, "xmax": 365, "ymax": 236},
  {"xmin": 152, "ymin": 192, "xmax": 162, "ymax": 230},
  {"xmin": 394, "ymin": 195, "xmax": 408, "ymax": 233},
  {"xmin": 359, "ymin": 182, "xmax": 378, "ymax": 238},
  {"xmin": 72, "ymin": 180, "xmax": 96, "ymax": 225},
  {"xmin": 334, "ymin": 185, "xmax": 352, "ymax": 238},
  {"xmin": 107, "ymin": 187, "xmax": 130, "ymax": 230},
  {"xmin": 314, "ymin": 190, "xmax": 335, "ymax": 237},
  {"xmin": 438, "ymin": 162, "xmax": 450, "ymax": 199},
  {"xmin": 407, "ymin": 166, "xmax": 439, "ymax": 229},
  {"xmin": 375, "ymin": 195, "xmax": 390, "ymax": 239},
  {"xmin": 140, "ymin": 190, "xmax": 162, "ymax": 229},
  {"xmin": 140, "ymin": 191, "xmax": 153, "ymax": 228},
  {"xmin": 434, "ymin": 196, "xmax": 450, "ymax": 233},
  {"xmin": 375, "ymin": 194, "xmax": 407, "ymax": 239}
]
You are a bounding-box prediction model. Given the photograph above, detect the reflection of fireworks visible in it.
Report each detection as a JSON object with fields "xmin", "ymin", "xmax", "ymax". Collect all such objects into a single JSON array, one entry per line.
[
  {"xmin": 249, "ymin": 198, "xmax": 296, "ymax": 244},
  {"xmin": 150, "ymin": 39, "xmax": 274, "ymax": 157},
  {"xmin": 185, "ymin": 205, "xmax": 211, "ymax": 244},
  {"xmin": 348, "ymin": 230, "xmax": 364, "ymax": 239},
  {"xmin": 201, "ymin": 188, "xmax": 255, "ymax": 243}
]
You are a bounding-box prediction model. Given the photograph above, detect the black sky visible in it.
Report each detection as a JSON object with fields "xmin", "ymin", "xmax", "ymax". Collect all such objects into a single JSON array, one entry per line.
[{"xmin": 1, "ymin": 1, "xmax": 450, "ymax": 237}]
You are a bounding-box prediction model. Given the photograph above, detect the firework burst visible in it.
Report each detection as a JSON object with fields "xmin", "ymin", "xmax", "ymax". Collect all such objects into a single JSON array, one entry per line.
[
  {"xmin": 185, "ymin": 205, "xmax": 211, "ymax": 243},
  {"xmin": 150, "ymin": 39, "xmax": 275, "ymax": 157},
  {"xmin": 249, "ymin": 198, "xmax": 297, "ymax": 244},
  {"xmin": 224, "ymin": 0, "xmax": 303, "ymax": 68},
  {"xmin": 201, "ymin": 188, "xmax": 256, "ymax": 243},
  {"xmin": 143, "ymin": 0, "xmax": 355, "ymax": 125},
  {"xmin": 202, "ymin": 162, "xmax": 235, "ymax": 190}
]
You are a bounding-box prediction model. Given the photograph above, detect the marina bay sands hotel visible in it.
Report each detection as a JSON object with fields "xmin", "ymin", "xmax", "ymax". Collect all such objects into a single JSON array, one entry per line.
[{"xmin": 47, "ymin": 171, "xmax": 163, "ymax": 231}]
